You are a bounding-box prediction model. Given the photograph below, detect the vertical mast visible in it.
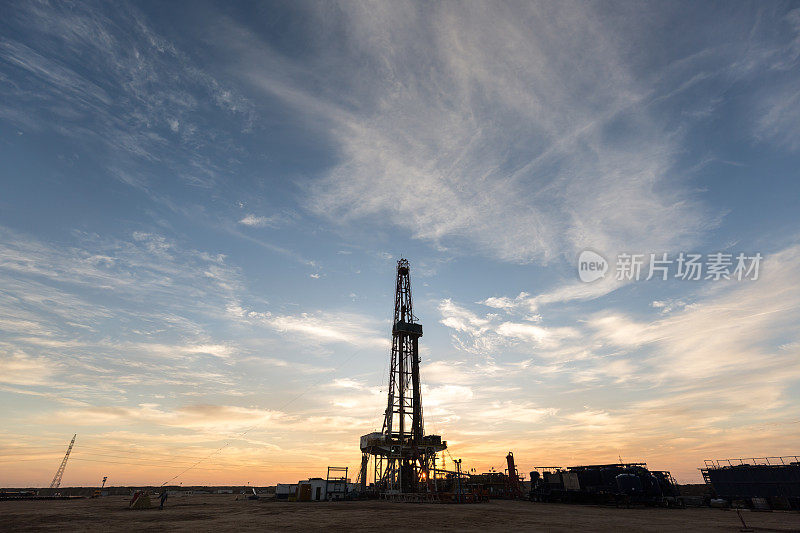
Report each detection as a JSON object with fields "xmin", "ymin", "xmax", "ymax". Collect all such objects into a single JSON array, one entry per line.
[
  {"xmin": 361, "ymin": 258, "xmax": 445, "ymax": 497},
  {"xmin": 382, "ymin": 259, "xmax": 424, "ymax": 444}
]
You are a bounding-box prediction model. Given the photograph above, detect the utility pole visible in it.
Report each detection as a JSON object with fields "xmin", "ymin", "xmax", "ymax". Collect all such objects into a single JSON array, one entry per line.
[{"xmin": 455, "ymin": 459, "xmax": 463, "ymax": 503}]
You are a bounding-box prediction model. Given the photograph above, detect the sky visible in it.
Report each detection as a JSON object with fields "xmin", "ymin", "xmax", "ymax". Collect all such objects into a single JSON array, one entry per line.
[{"xmin": 1, "ymin": 0, "xmax": 799, "ymax": 487}]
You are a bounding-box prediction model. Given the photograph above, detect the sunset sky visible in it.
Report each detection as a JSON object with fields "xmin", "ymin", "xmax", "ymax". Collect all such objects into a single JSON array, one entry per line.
[{"xmin": 1, "ymin": 1, "xmax": 799, "ymax": 487}]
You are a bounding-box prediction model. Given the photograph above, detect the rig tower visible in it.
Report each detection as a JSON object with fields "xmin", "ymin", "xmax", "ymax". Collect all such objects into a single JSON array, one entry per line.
[{"xmin": 360, "ymin": 259, "xmax": 447, "ymax": 496}]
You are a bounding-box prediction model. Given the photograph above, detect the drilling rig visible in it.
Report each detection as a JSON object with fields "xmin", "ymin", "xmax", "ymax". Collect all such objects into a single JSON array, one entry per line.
[{"xmin": 360, "ymin": 259, "xmax": 447, "ymax": 497}]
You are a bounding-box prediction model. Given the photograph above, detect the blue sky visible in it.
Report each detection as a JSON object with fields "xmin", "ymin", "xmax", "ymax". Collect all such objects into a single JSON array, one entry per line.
[{"xmin": 1, "ymin": 1, "xmax": 799, "ymax": 486}]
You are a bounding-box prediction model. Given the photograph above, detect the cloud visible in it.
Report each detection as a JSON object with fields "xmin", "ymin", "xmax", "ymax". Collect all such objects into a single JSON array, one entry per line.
[
  {"xmin": 51, "ymin": 403, "xmax": 288, "ymax": 434},
  {"xmin": 481, "ymin": 274, "xmax": 625, "ymax": 314},
  {"xmin": 747, "ymin": 8, "xmax": 800, "ymax": 151},
  {"xmin": 0, "ymin": 0, "xmax": 255, "ymax": 197},
  {"xmin": 438, "ymin": 299, "xmax": 493, "ymax": 335},
  {"xmin": 650, "ymin": 299, "xmax": 687, "ymax": 314},
  {"xmin": 0, "ymin": 227, "xmax": 242, "ymax": 319},
  {"xmin": 755, "ymin": 84, "xmax": 800, "ymax": 151},
  {"xmin": 329, "ymin": 378, "xmax": 365, "ymax": 390},
  {"xmin": 422, "ymin": 358, "xmax": 535, "ymax": 388},
  {"xmin": 495, "ymin": 322, "xmax": 579, "ymax": 349},
  {"xmin": 425, "ymin": 384, "xmax": 474, "ymax": 408},
  {"xmin": 3, "ymin": 2, "xmax": 800, "ymax": 487},
  {"xmin": 0, "ymin": 227, "xmax": 265, "ymax": 405},
  {"xmin": 223, "ymin": 2, "xmax": 716, "ymax": 263},
  {"xmin": 238, "ymin": 214, "xmax": 284, "ymax": 228},
  {"xmin": 422, "ymin": 360, "xmax": 480, "ymax": 386},
  {"xmin": 583, "ymin": 246, "xmax": 800, "ymax": 382},
  {"xmin": 135, "ymin": 343, "xmax": 235, "ymax": 360},
  {"xmin": 432, "ymin": 244, "xmax": 800, "ymax": 480},
  {"xmin": 438, "ymin": 298, "xmax": 578, "ymax": 354},
  {"xmin": 481, "ymin": 293, "xmax": 531, "ymax": 311},
  {"xmin": 0, "ymin": 351, "xmax": 55, "ymax": 386},
  {"xmin": 477, "ymin": 401, "xmax": 557, "ymax": 425},
  {"xmin": 243, "ymin": 308, "xmax": 389, "ymax": 349}
]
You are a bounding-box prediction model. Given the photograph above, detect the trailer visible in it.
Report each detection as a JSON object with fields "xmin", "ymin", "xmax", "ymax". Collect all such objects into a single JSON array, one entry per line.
[
  {"xmin": 701, "ymin": 456, "xmax": 800, "ymax": 510},
  {"xmin": 530, "ymin": 463, "xmax": 682, "ymax": 507}
]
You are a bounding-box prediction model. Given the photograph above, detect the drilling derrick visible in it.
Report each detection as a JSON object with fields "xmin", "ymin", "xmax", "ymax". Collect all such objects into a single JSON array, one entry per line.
[{"xmin": 360, "ymin": 259, "xmax": 447, "ymax": 497}]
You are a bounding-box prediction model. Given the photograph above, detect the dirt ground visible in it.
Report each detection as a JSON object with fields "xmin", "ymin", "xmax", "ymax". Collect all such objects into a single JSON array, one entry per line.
[{"xmin": 3, "ymin": 495, "xmax": 800, "ymax": 532}]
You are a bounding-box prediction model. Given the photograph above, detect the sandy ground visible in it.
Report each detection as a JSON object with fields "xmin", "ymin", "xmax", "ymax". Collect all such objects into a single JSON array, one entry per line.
[{"xmin": 2, "ymin": 495, "xmax": 800, "ymax": 532}]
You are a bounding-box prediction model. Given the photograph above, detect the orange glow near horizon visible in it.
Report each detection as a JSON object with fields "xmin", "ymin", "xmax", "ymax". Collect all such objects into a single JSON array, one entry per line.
[{"xmin": 3, "ymin": 415, "xmax": 799, "ymax": 488}]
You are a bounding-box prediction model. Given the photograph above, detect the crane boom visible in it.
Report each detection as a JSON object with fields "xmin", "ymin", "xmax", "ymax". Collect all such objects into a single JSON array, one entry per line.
[{"xmin": 49, "ymin": 434, "xmax": 76, "ymax": 489}]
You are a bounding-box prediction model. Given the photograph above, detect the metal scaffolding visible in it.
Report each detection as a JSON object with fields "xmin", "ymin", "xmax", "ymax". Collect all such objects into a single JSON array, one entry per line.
[{"xmin": 360, "ymin": 259, "xmax": 446, "ymax": 497}]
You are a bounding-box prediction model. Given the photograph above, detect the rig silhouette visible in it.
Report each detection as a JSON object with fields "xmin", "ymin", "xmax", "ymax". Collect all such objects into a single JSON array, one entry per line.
[{"xmin": 359, "ymin": 259, "xmax": 447, "ymax": 497}]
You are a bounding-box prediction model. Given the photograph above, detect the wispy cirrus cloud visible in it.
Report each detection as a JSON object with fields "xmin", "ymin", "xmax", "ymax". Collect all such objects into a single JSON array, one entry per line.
[
  {"xmin": 225, "ymin": 2, "xmax": 715, "ymax": 264},
  {"xmin": 0, "ymin": 226, "xmax": 249, "ymax": 398},
  {"xmin": 3, "ymin": 1, "xmax": 800, "ymax": 487},
  {"xmin": 0, "ymin": 0, "xmax": 254, "ymax": 193},
  {"xmin": 0, "ymin": 351, "xmax": 55, "ymax": 387},
  {"xmin": 0, "ymin": 227, "xmax": 242, "ymax": 318},
  {"xmin": 209, "ymin": 1, "xmax": 800, "ymax": 273},
  {"xmin": 239, "ymin": 214, "xmax": 281, "ymax": 228},
  {"xmin": 438, "ymin": 298, "xmax": 578, "ymax": 354},
  {"xmin": 587, "ymin": 245, "xmax": 800, "ymax": 382},
  {"xmin": 434, "ymin": 243, "xmax": 800, "ymax": 479},
  {"xmin": 482, "ymin": 275, "xmax": 625, "ymax": 313},
  {"xmin": 236, "ymin": 307, "xmax": 389, "ymax": 350},
  {"xmin": 49, "ymin": 403, "xmax": 288, "ymax": 433},
  {"xmin": 749, "ymin": 8, "xmax": 800, "ymax": 151}
]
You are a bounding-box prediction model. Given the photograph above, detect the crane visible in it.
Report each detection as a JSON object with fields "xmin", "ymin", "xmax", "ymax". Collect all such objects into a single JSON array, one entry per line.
[{"xmin": 49, "ymin": 434, "xmax": 76, "ymax": 489}]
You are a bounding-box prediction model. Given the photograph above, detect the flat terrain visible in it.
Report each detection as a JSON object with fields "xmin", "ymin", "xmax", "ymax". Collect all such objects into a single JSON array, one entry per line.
[{"xmin": 3, "ymin": 495, "xmax": 800, "ymax": 532}]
